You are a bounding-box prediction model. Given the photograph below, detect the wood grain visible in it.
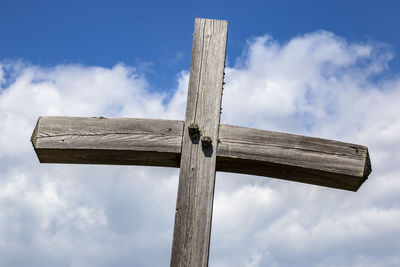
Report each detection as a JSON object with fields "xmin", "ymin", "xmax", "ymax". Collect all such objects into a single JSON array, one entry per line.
[
  {"xmin": 31, "ymin": 116, "xmax": 183, "ymax": 167},
  {"xmin": 217, "ymin": 124, "xmax": 371, "ymax": 192},
  {"xmin": 31, "ymin": 117, "xmax": 371, "ymax": 191},
  {"xmin": 170, "ymin": 18, "xmax": 228, "ymax": 267}
]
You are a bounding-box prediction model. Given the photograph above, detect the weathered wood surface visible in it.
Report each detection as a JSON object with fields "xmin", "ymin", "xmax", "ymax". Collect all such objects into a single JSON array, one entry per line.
[
  {"xmin": 217, "ymin": 124, "xmax": 371, "ymax": 192},
  {"xmin": 30, "ymin": 17, "xmax": 373, "ymax": 267},
  {"xmin": 31, "ymin": 116, "xmax": 183, "ymax": 167},
  {"xmin": 31, "ymin": 116, "xmax": 371, "ymax": 191},
  {"xmin": 170, "ymin": 18, "xmax": 228, "ymax": 267}
]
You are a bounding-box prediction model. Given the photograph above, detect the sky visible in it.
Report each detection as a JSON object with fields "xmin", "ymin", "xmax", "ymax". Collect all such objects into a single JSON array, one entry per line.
[{"xmin": 1, "ymin": 1, "xmax": 400, "ymax": 266}]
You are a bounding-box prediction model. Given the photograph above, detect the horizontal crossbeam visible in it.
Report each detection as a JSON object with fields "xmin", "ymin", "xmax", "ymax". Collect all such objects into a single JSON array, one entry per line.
[{"xmin": 31, "ymin": 116, "xmax": 371, "ymax": 191}]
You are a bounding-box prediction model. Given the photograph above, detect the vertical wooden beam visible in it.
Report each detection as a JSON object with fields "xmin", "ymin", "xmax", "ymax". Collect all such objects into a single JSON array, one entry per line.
[{"xmin": 170, "ymin": 18, "xmax": 228, "ymax": 267}]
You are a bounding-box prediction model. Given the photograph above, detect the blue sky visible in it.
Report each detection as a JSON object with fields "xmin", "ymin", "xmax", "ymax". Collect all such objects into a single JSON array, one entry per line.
[
  {"xmin": 1, "ymin": 1, "xmax": 400, "ymax": 267},
  {"xmin": 1, "ymin": 0, "xmax": 400, "ymax": 90}
]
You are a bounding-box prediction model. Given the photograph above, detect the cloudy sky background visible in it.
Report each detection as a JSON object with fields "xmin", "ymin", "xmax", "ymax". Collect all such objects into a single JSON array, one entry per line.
[{"xmin": 1, "ymin": 1, "xmax": 400, "ymax": 267}]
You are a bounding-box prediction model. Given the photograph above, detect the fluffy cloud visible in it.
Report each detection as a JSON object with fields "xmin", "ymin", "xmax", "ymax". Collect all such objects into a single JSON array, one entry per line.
[
  {"xmin": 213, "ymin": 31, "xmax": 400, "ymax": 267},
  {"xmin": 1, "ymin": 31, "xmax": 400, "ymax": 267},
  {"xmin": 0, "ymin": 62, "xmax": 179, "ymax": 266}
]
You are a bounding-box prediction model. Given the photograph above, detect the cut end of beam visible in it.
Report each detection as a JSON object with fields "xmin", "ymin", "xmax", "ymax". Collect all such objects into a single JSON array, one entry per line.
[
  {"xmin": 31, "ymin": 116, "xmax": 41, "ymax": 148},
  {"xmin": 364, "ymin": 149, "xmax": 372, "ymax": 178},
  {"xmin": 195, "ymin": 17, "xmax": 229, "ymax": 24},
  {"xmin": 355, "ymin": 148, "xmax": 372, "ymax": 192}
]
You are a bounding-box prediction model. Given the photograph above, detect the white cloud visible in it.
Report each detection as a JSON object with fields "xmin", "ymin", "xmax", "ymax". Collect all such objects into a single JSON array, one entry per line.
[
  {"xmin": 0, "ymin": 62, "xmax": 179, "ymax": 266},
  {"xmin": 1, "ymin": 31, "xmax": 400, "ymax": 266},
  {"xmin": 212, "ymin": 32, "xmax": 400, "ymax": 267}
]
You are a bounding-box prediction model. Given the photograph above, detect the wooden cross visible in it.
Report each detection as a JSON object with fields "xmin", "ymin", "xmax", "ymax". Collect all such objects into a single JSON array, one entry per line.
[{"xmin": 31, "ymin": 18, "xmax": 371, "ymax": 267}]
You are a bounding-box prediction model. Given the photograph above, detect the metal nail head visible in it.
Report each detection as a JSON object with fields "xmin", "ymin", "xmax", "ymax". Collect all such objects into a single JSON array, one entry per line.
[
  {"xmin": 188, "ymin": 123, "xmax": 200, "ymax": 137},
  {"xmin": 201, "ymin": 135, "xmax": 212, "ymax": 148}
]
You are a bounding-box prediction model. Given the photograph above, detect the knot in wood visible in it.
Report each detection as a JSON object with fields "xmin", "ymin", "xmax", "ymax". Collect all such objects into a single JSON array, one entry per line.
[{"xmin": 201, "ymin": 135, "xmax": 212, "ymax": 148}]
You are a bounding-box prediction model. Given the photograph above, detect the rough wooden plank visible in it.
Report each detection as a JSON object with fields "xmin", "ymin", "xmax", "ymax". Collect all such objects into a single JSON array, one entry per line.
[
  {"xmin": 31, "ymin": 116, "xmax": 371, "ymax": 191},
  {"xmin": 217, "ymin": 124, "xmax": 371, "ymax": 191},
  {"xmin": 31, "ymin": 116, "xmax": 183, "ymax": 167},
  {"xmin": 170, "ymin": 18, "xmax": 228, "ymax": 267}
]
